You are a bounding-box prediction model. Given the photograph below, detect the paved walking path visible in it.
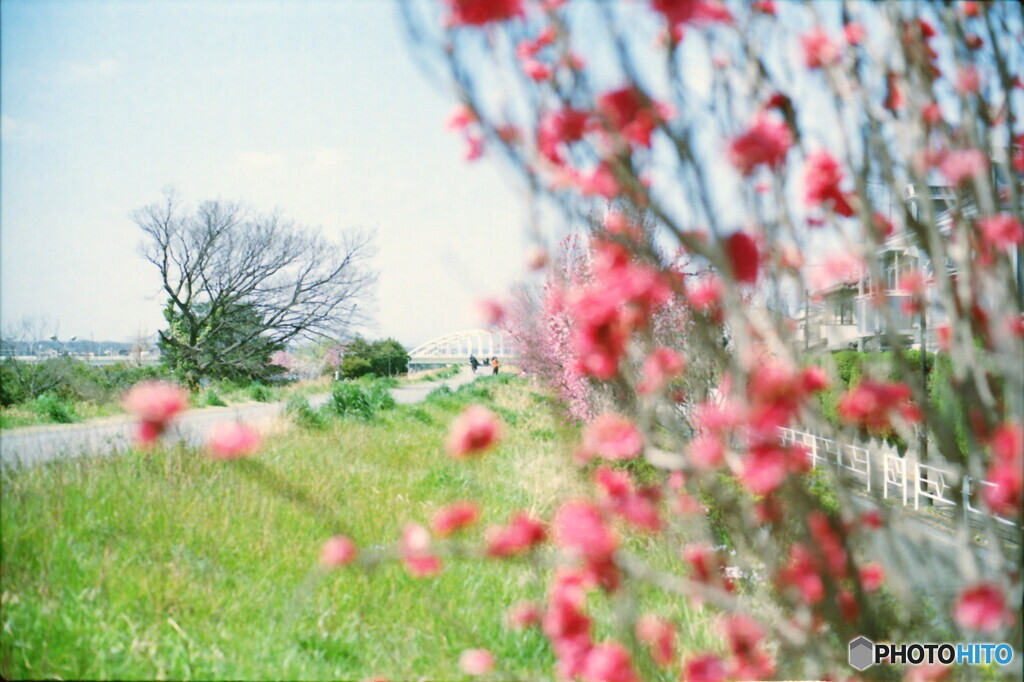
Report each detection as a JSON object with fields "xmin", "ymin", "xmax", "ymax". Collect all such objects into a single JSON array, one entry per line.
[{"xmin": 0, "ymin": 366, "xmax": 481, "ymax": 469}]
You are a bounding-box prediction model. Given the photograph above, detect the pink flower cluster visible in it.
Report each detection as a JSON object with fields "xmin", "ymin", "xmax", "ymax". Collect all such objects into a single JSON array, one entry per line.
[
  {"xmin": 593, "ymin": 466, "xmax": 662, "ymax": 532},
  {"xmin": 208, "ymin": 422, "xmax": 262, "ymax": 460},
  {"xmin": 954, "ymin": 583, "xmax": 1013, "ymax": 633},
  {"xmin": 431, "ymin": 501, "xmax": 481, "ymax": 537},
  {"xmin": 447, "ymin": 405, "xmax": 503, "ymax": 458},
  {"xmin": 445, "ymin": 0, "xmax": 522, "ymax": 27},
  {"xmin": 319, "ymin": 535, "xmax": 358, "ymax": 568},
  {"xmin": 459, "ymin": 648, "xmax": 495, "ymax": 676},
  {"xmin": 540, "ymin": 569, "xmax": 639, "ymax": 681},
  {"xmin": 727, "ymin": 114, "xmax": 792, "ymax": 175},
  {"xmin": 122, "ymin": 380, "xmax": 189, "ymax": 446},
  {"xmin": 485, "ymin": 513, "xmax": 546, "ymax": 557},
  {"xmin": 568, "ymin": 242, "xmax": 672, "ymax": 379},
  {"xmin": 401, "ymin": 523, "xmax": 442, "ymax": 578},
  {"xmin": 581, "ymin": 413, "xmax": 643, "ymax": 461},
  {"xmin": 803, "ymin": 151, "xmax": 855, "ymax": 217},
  {"xmin": 982, "ymin": 422, "xmax": 1023, "ymax": 517},
  {"xmin": 837, "ymin": 380, "xmax": 921, "ymax": 432}
]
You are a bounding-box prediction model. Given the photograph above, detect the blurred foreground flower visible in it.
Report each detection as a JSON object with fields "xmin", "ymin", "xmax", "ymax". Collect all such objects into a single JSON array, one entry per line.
[
  {"xmin": 448, "ymin": 405, "xmax": 503, "ymax": 458},
  {"xmin": 954, "ymin": 583, "xmax": 1012, "ymax": 633},
  {"xmin": 459, "ymin": 648, "xmax": 495, "ymax": 675},
  {"xmin": 122, "ymin": 380, "xmax": 189, "ymax": 446},
  {"xmin": 319, "ymin": 535, "xmax": 358, "ymax": 568},
  {"xmin": 208, "ymin": 422, "xmax": 262, "ymax": 460}
]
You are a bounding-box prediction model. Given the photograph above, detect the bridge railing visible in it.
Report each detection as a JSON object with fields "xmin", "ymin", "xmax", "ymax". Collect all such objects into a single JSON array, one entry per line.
[{"xmin": 777, "ymin": 427, "xmax": 1017, "ymax": 530}]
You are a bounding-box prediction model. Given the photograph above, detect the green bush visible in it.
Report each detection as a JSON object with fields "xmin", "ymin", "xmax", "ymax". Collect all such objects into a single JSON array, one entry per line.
[
  {"xmin": 363, "ymin": 379, "xmax": 396, "ymax": 413},
  {"xmin": 203, "ymin": 390, "xmax": 227, "ymax": 407},
  {"xmin": 285, "ymin": 395, "xmax": 327, "ymax": 430},
  {"xmin": 806, "ymin": 466, "xmax": 840, "ymax": 516},
  {"xmin": 0, "ymin": 358, "xmax": 171, "ymax": 409},
  {"xmin": 340, "ymin": 355, "xmax": 374, "ymax": 380},
  {"xmin": 0, "ymin": 361, "xmax": 26, "ymax": 406},
  {"xmin": 248, "ymin": 383, "xmax": 271, "ymax": 402},
  {"xmin": 31, "ymin": 393, "xmax": 76, "ymax": 424},
  {"xmin": 328, "ymin": 379, "xmax": 395, "ymax": 420},
  {"xmin": 832, "ymin": 350, "xmax": 864, "ymax": 388}
]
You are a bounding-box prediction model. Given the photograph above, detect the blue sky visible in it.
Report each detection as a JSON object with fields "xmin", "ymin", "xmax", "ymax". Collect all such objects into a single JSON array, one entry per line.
[{"xmin": 1, "ymin": 0, "xmax": 529, "ymax": 348}]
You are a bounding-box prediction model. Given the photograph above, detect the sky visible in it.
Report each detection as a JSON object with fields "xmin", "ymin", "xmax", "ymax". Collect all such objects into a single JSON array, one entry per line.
[{"xmin": 1, "ymin": 0, "xmax": 531, "ymax": 349}]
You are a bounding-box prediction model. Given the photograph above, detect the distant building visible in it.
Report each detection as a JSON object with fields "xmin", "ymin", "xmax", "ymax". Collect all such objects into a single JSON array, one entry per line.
[{"xmin": 799, "ymin": 182, "xmax": 1009, "ymax": 352}]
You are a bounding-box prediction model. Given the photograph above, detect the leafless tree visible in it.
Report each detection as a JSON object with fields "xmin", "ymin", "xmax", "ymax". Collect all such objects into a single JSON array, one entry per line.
[{"xmin": 134, "ymin": 191, "xmax": 376, "ymax": 388}]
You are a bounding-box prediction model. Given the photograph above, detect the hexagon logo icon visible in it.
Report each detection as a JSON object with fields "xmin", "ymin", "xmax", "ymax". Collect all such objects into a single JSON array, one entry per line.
[{"xmin": 849, "ymin": 636, "xmax": 875, "ymax": 671}]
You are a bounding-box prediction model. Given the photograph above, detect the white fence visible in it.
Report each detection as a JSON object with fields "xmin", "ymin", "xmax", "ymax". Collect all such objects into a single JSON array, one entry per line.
[{"xmin": 778, "ymin": 427, "xmax": 1018, "ymax": 529}]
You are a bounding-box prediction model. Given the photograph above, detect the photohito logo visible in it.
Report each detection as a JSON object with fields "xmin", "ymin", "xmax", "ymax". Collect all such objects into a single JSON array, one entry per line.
[
  {"xmin": 849, "ymin": 637, "xmax": 1015, "ymax": 672},
  {"xmin": 848, "ymin": 636, "xmax": 874, "ymax": 671}
]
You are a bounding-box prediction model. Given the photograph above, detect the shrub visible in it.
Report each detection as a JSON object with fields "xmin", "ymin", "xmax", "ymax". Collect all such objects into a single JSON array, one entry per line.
[
  {"xmin": 30, "ymin": 392, "xmax": 76, "ymax": 424},
  {"xmin": 285, "ymin": 395, "xmax": 327, "ymax": 430},
  {"xmin": 328, "ymin": 379, "xmax": 394, "ymax": 420},
  {"xmin": 203, "ymin": 391, "xmax": 227, "ymax": 407},
  {"xmin": 248, "ymin": 383, "xmax": 271, "ymax": 402},
  {"xmin": 340, "ymin": 355, "xmax": 374, "ymax": 380},
  {"xmin": 363, "ymin": 379, "xmax": 396, "ymax": 413},
  {"xmin": 329, "ymin": 382, "xmax": 372, "ymax": 419}
]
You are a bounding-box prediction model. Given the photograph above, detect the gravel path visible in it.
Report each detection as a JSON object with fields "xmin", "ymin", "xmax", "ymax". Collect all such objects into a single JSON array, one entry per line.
[{"xmin": 0, "ymin": 366, "xmax": 481, "ymax": 469}]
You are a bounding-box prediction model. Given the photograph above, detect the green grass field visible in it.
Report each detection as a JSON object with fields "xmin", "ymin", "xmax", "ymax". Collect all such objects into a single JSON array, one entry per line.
[{"xmin": 1, "ymin": 377, "xmax": 719, "ymax": 680}]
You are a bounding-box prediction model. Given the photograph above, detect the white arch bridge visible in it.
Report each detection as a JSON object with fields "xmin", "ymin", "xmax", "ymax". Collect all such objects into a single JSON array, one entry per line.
[{"xmin": 407, "ymin": 329, "xmax": 520, "ymax": 370}]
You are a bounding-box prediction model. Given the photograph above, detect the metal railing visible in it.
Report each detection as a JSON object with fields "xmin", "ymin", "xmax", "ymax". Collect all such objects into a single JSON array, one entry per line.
[{"xmin": 778, "ymin": 427, "xmax": 1017, "ymax": 529}]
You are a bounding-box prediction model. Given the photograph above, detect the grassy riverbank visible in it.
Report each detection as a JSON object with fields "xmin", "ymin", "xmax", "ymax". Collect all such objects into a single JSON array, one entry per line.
[{"xmin": 1, "ymin": 376, "xmax": 719, "ymax": 680}]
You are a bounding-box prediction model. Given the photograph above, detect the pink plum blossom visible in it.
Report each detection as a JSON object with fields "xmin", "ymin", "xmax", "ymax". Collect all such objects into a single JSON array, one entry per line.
[
  {"xmin": 954, "ymin": 583, "xmax": 1012, "ymax": 632},
  {"xmin": 683, "ymin": 654, "xmax": 727, "ymax": 682},
  {"xmin": 804, "ymin": 151, "xmax": 855, "ymax": 217},
  {"xmin": 637, "ymin": 346, "xmax": 685, "ymax": 394},
  {"xmin": 582, "ymin": 413, "xmax": 643, "ymax": 460},
  {"xmin": 581, "ymin": 641, "xmax": 639, "ymax": 682},
  {"xmin": 446, "ymin": 0, "xmax": 523, "ymax": 26},
  {"xmin": 319, "ymin": 535, "xmax": 358, "ymax": 568},
  {"xmin": 553, "ymin": 500, "xmax": 618, "ymax": 561},
  {"xmin": 802, "ymin": 27, "xmax": 841, "ymax": 68},
  {"xmin": 486, "ymin": 513, "xmax": 547, "ymax": 557},
  {"xmin": 506, "ymin": 601, "xmax": 543, "ymax": 629},
  {"xmin": 431, "ymin": 501, "xmax": 481, "ymax": 537},
  {"xmin": 635, "ymin": 614, "xmax": 675, "ymax": 668},
  {"xmin": 978, "ymin": 214, "xmax": 1024, "ymax": 249},
  {"xmin": 448, "ymin": 405, "xmax": 503, "ymax": 458},
  {"xmin": 939, "ymin": 148, "xmax": 987, "ymax": 186},
  {"xmin": 727, "ymin": 115, "xmax": 792, "ymax": 175},
  {"xmin": 724, "ymin": 231, "xmax": 760, "ymax": 284},
  {"xmin": 459, "ymin": 648, "xmax": 495, "ymax": 676},
  {"xmin": 476, "ymin": 298, "xmax": 507, "ymax": 327},
  {"xmin": 208, "ymin": 422, "xmax": 262, "ymax": 460},
  {"xmin": 122, "ymin": 380, "xmax": 189, "ymax": 441},
  {"xmin": 650, "ymin": 0, "xmax": 733, "ymax": 28}
]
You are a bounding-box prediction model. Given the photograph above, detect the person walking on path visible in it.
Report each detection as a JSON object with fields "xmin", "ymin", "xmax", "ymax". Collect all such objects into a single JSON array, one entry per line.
[
  {"xmin": 491, "ymin": 357, "xmax": 499, "ymax": 376},
  {"xmin": 469, "ymin": 355, "xmax": 479, "ymax": 374}
]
